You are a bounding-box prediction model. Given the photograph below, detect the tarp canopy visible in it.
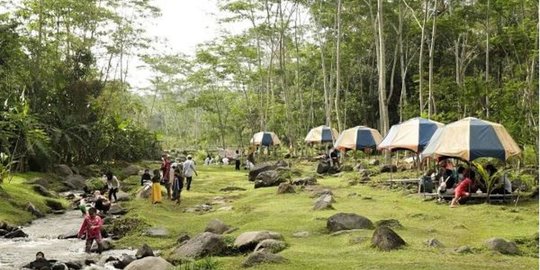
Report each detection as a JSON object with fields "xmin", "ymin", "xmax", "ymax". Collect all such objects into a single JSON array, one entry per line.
[
  {"xmin": 421, "ymin": 117, "xmax": 521, "ymax": 161},
  {"xmin": 250, "ymin": 131, "xmax": 281, "ymax": 147},
  {"xmin": 378, "ymin": 117, "xmax": 444, "ymax": 153},
  {"xmin": 305, "ymin": 125, "xmax": 339, "ymax": 144},
  {"xmin": 334, "ymin": 126, "xmax": 383, "ymax": 151}
]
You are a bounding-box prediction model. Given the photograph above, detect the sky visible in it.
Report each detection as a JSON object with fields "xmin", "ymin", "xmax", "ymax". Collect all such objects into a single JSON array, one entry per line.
[{"xmin": 128, "ymin": 0, "xmax": 239, "ymax": 90}]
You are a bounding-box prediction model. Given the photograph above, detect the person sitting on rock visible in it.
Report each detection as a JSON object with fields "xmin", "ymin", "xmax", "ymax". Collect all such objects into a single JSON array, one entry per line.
[
  {"xmin": 22, "ymin": 251, "xmax": 52, "ymax": 270},
  {"xmin": 78, "ymin": 207, "xmax": 103, "ymax": 254},
  {"xmin": 140, "ymin": 169, "xmax": 152, "ymax": 186},
  {"xmin": 93, "ymin": 191, "xmax": 111, "ymax": 214}
]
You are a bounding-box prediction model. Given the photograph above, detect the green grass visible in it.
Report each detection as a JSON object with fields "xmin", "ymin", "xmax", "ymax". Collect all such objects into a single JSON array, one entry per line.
[
  {"xmin": 116, "ymin": 161, "xmax": 539, "ymax": 270},
  {"xmin": 0, "ymin": 173, "xmax": 68, "ymax": 225}
]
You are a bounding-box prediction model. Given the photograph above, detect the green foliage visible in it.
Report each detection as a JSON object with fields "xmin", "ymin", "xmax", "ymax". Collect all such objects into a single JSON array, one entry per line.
[{"xmin": 174, "ymin": 258, "xmax": 218, "ymax": 270}]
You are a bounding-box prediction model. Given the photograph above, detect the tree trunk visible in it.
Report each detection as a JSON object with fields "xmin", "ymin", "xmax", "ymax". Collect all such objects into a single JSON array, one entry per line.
[
  {"xmin": 418, "ymin": 0, "xmax": 429, "ymax": 115},
  {"xmin": 334, "ymin": 0, "xmax": 343, "ymax": 131},
  {"xmin": 428, "ymin": 0, "xmax": 437, "ymax": 118},
  {"xmin": 377, "ymin": 0, "xmax": 389, "ymax": 136}
]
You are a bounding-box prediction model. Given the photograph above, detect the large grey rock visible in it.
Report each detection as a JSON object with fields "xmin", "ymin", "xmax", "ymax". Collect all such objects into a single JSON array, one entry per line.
[
  {"xmin": 204, "ymin": 219, "xmax": 231, "ymax": 235},
  {"xmin": 277, "ymin": 183, "xmax": 295, "ymax": 194},
  {"xmin": 254, "ymin": 239, "xmax": 287, "ymax": 254},
  {"xmin": 249, "ymin": 163, "xmax": 276, "ymax": 181},
  {"xmin": 124, "ymin": 256, "xmax": 173, "ymax": 270},
  {"xmin": 113, "ymin": 254, "xmax": 136, "ymax": 269},
  {"xmin": 371, "ymin": 226, "xmax": 406, "ymax": 251},
  {"xmin": 145, "ymin": 227, "xmax": 169, "ymax": 237},
  {"xmin": 32, "ymin": 184, "xmax": 54, "ymax": 197},
  {"xmin": 375, "ymin": 219, "xmax": 403, "ymax": 229},
  {"xmin": 109, "ymin": 204, "xmax": 129, "ymax": 216},
  {"xmin": 58, "ymin": 229, "xmax": 79, "ymax": 239},
  {"xmin": 172, "ymin": 232, "xmax": 226, "ymax": 259},
  {"xmin": 242, "ymin": 251, "xmax": 286, "ymax": 268},
  {"xmin": 317, "ymin": 160, "xmax": 339, "ymax": 174},
  {"xmin": 234, "ymin": 231, "xmax": 284, "ymax": 252},
  {"xmin": 485, "ymin": 238, "xmax": 520, "ymax": 255},
  {"xmin": 116, "ymin": 191, "xmax": 131, "ymax": 202},
  {"xmin": 254, "ymin": 170, "xmax": 286, "ymax": 189},
  {"xmin": 313, "ymin": 194, "xmax": 334, "ymax": 210},
  {"xmin": 135, "ymin": 244, "xmax": 154, "ymax": 259},
  {"xmin": 123, "ymin": 165, "xmax": 142, "ymax": 176},
  {"xmin": 292, "ymin": 177, "xmax": 317, "ymax": 186},
  {"xmin": 92, "ymin": 239, "xmax": 114, "ymax": 252},
  {"xmin": 327, "ymin": 213, "xmax": 374, "ymax": 232},
  {"xmin": 26, "ymin": 202, "xmax": 45, "ymax": 218},
  {"xmin": 310, "ymin": 188, "xmax": 333, "ymax": 198},
  {"xmin": 275, "ymin": 160, "xmax": 289, "ymax": 168},
  {"xmin": 64, "ymin": 175, "xmax": 86, "ymax": 190},
  {"xmin": 54, "ymin": 164, "xmax": 73, "ymax": 177},
  {"xmin": 4, "ymin": 229, "xmax": 28, "ymax": 238}
]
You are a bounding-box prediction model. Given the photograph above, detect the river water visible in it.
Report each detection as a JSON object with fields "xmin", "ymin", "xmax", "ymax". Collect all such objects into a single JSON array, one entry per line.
[{"xmin": 0, "ymin": 210, "xmax": 135, "ymax": 270}]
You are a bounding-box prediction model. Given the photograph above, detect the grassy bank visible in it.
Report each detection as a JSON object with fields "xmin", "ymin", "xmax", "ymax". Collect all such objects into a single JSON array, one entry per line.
[
  {"xmin": 0, "ymin": 173, "xmax": 67, "ymax": 225},
  {"xmin": 116, "ymin": 161, "xmax": 538, "ymax": 270}
]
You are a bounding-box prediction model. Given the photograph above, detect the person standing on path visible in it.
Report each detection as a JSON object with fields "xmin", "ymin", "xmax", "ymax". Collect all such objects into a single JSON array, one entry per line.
[
  {"xmin": 104, "ymin": 171, "xmax": 120, "ymax": 202},
  {"xmin": 160, "ymin": 154, "xmax": 172, "ymax": 199},
  {"xmin": 172, "ymin": 167, "xmax": 184, "ymax": 204},
  {"xmin": 78, "ymin": 207, "xmax": 103, "ymax": 254},
  {"xmin": 151, "ymin": 169, "xmax": 162, "ymax": 204},
  {"xmin": 234, "ymin": 150, "xmax": 241, "ymax": 170},
  {"xmin": 183, "ymin": 155, "xmax": 198, "ymax": 191}
]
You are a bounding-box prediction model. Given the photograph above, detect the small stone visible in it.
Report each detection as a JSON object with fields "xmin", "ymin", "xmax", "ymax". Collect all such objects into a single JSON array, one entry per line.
[
  {"xmin": 425, "ymin": 238, "xmax": 444, "ymax": 248},
  {"xmin": 292, "ymin": 231, "xmax": 310, "ymax": 238},
  {"xmin": 455, "ymin": 246, "xmax": 472, "ymax": 254}
]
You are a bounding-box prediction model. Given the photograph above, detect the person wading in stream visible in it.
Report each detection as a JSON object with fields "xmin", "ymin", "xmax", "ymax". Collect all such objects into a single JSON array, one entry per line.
[
  {"xmin": 22, "ymin": 251, "xmax": 52, "ymax": 269},
  {"xmin": 104, "ymin": 171, "xmax": 120, "ymax": 203},
  {"xmin": 78, "ymin": 207, "xmax": 103, "ymax": 254}
]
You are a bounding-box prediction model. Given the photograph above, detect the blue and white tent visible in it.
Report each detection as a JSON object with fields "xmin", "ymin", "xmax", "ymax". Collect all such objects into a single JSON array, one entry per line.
[
  {"xmin": 250, "ymin": 131, "xmax": 281, "ymax": 147},
  {"xmin": 334, "ymin": 126, "xmax": 383, "ymax": 151},
  {"xmin": 305, "ymin": 125, "xmax": 339, "ymax": 144},
  {"xmin": 378, "ymin": 117, "xmax": 444, "ymax": 153},
  {"xmin": 421, "ymin": 117, "xmax": 521, "ymax": 161}
]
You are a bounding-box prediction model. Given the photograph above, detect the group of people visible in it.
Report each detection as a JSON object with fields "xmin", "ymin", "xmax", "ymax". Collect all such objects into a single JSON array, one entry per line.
[
  {"xmin": 143, "ymin": 154, "xmax": 198, "ymax": 205},
  {"xmin": 424, "ymin": 159, "xmax": 512, "ymax": 208},
  {"xmin": 204, "ymin": 150, "xmax": 246, "ymax": 171}
]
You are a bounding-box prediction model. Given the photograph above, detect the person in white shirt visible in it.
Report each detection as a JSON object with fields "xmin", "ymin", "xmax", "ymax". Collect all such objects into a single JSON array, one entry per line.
[
  {"xmin": 234, "ymin": 150, "xmax": 241, "ymax": 170},
  {"xmin": 183, "ymin": 155, "xmax": 198, "ymax": 191},
  {"xmin": 104, "ymin": 171, "xmax": 120, "ymax": 202}
]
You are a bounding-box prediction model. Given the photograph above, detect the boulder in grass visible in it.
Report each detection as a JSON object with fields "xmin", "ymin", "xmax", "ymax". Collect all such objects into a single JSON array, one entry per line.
[
  {"xmin": 254, "ymin": 170, "xmax": 286, "ymax": 189},
  {"xmin": 249, "ymin": 163, "xmax": 276, "ymax": 181},
  {"xmin": 242, "ymin": 251, "xmax": 287, "ymax": 268},
  {"xmin": 277, "ymin": 183, "xmax": 295, "ymax": 194},
  {"xmin": 172, "ymin": 232, "xmax": 227, "ymax": 259},
  {"xmin": 64, "ymin": 175, "xmax": 86, "ymax": 190},
  {"xmin": 313, "ymin": 194, "xmax": 334, "ymax": 210},
  {"xmin": 144, "ymin": 227, "xmax": 169, "ymax": 238},
  {"xmin": 292, "ymin": 177, "xmax": 317, "ymax": 186},
  {"xmin": 375, "ymin": 219, "xmax": 403, "ymax": 229},
  {"xmin": 485, "ymin": 238, "xmax": 520, "ymax": 255},
  {"xmin": 371, "ymin": 226, "xmax": 406, "ymax": 251},
  {"xmin": 204, "ymin": 219, "xmax": 231, "ymax": 235},
  {"xmin": 124, "ymin": 256, "xmax": 173, "ymax": 270},
  {"xmin": 327, "ymin": 213, "xmax": 374, "ymax": 232},
  {"xmin": 234, "ymin": 231, "xmax": 284, "ymax": 252},
  {"xmin": 254, "ymin": 239, "xmax": 287, "ymax": 254}
]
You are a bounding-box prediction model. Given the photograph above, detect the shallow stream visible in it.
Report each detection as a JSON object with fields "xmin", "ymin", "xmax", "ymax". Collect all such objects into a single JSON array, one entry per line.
[{"xmin": 0, "ymin": 210, "xmax": 135, "ymax": 269}]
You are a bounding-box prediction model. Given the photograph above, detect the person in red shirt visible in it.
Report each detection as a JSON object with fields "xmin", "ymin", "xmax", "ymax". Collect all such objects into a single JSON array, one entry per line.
[
  {"xmin": 160, "ymin": 154, "xmax": 172, "ymax": 199},
  {"xmin": 450, "ymin": 168, "xmax": 474, "ymax": 208},
  {"xmin": 78, "ymin": 207, "xmax": 103, "ymax": 253}
]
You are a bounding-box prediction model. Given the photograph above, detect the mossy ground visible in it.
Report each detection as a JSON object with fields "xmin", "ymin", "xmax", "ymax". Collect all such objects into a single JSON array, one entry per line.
[
  {"xmin": 0, "ymin": 173, "xmax": 68, "ymax": 225},
  {"xmin": 115, "ymin": 161, "xmax": 538, "ymax": 270}
]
